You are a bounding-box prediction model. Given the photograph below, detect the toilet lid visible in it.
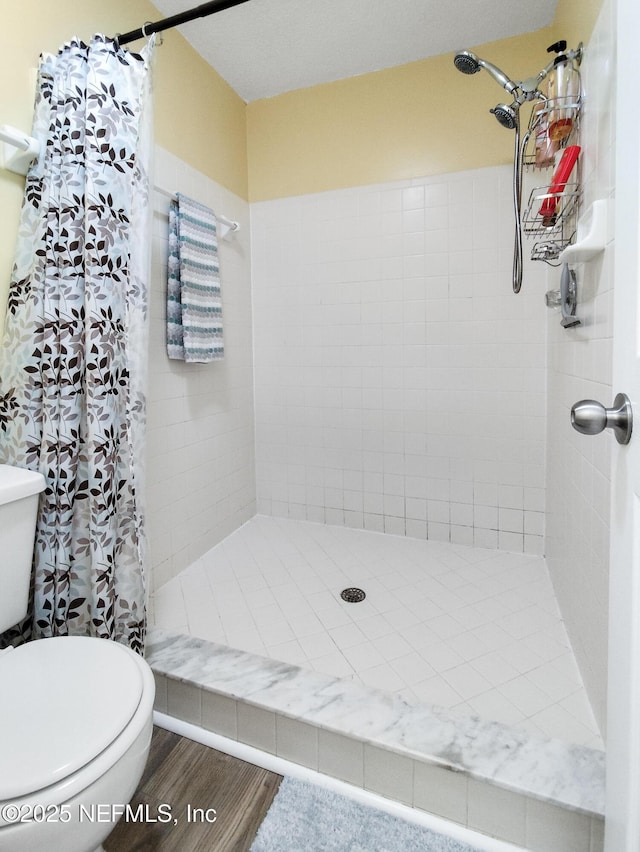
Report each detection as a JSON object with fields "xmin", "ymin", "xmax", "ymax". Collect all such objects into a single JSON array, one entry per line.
[{"xmin": 0, "ymin": 636, "xmax": 144, "ymax": 800}]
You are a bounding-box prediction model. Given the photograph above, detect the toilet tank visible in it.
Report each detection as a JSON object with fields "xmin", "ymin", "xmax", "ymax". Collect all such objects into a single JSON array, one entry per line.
[{"xmin": 0, "ymin": 464, "xmax": 46, "ymax": 633}]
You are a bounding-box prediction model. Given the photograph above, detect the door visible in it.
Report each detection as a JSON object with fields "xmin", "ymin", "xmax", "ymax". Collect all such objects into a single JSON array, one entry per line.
[{"xmin": 605, "ymin": 0, "xmax": 640, "ymax": 847}]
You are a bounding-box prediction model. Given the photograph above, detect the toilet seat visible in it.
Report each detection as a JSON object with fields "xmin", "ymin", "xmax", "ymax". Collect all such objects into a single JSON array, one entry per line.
[{"xmin": 0, "ymin": 636, "xmax": 145, "ymax": 801}]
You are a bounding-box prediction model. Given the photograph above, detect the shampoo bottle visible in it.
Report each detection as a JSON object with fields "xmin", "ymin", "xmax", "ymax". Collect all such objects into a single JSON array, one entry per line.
[{"xmin": 547, "ymin": 55, "xmax": 580, "ymax": 141}]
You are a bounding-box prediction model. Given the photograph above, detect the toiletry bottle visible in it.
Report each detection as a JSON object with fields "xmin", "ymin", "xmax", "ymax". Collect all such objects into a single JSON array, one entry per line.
[
  {"xmin": 538, "ymin": 145, "xmax": 581, "ymax": 226},
  {"xmin": 547, "ymin": 54, "xmax": 580, "ymax": 142},
  {"xmin": 534, "ymin": 102, "xmax": 558, "ymax": 168}
]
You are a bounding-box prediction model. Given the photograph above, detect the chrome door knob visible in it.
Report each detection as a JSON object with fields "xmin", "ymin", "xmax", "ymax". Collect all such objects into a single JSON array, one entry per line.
[{"xmin": 571, "ymin": 393, "xmax": 633, "ymax": 444}]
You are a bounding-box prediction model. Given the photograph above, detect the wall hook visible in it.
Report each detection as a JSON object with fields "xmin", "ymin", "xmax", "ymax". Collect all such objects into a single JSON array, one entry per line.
[{"xmin": 0, "ymin": 124, "xmax": 40, "ymax": 176}]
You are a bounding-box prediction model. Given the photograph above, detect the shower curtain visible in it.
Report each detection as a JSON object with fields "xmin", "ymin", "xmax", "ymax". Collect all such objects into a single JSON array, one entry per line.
[{"xmin": 0, "ymin": 35, "xmax": 155, "ymax": 653}]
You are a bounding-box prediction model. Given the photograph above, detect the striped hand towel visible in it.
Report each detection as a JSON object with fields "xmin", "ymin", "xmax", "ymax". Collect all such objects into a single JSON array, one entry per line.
[{"xmin": 167, "ymin": 193, "xmax": 224, "ymax": 362}]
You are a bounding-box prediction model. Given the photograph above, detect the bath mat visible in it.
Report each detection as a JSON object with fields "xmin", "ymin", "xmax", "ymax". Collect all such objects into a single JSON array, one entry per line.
[{"xmin": 250, "ymin": 776, "xmax": 479, "ymax": 851}]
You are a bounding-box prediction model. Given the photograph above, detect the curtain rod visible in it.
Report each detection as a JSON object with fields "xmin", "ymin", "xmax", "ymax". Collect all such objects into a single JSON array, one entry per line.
[{"xmin": 115, "ymin": 0, "xmax": 252, "ymax": 47}]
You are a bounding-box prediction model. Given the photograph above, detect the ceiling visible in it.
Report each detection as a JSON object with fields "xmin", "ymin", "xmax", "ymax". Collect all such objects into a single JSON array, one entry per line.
[{"xmin": 151, "ymin": 0, "xmax": 559, "ymax": 102}]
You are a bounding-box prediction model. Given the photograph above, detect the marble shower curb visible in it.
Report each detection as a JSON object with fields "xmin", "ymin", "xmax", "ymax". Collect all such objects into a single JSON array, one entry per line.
[{"xmin": 147, "ymin": 626, "xmax": 605, "ymax": 850}]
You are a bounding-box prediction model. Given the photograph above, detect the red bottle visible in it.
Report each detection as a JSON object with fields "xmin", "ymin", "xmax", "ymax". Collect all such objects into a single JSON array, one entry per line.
[{"xmin": 538, "ymin": 145, "xmax": 581, "ymax": 226}]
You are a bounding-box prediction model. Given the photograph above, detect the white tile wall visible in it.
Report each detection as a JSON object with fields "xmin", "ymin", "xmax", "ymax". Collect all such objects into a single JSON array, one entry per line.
[
  {"xmin": 251, "ymin": 165, "xmax": 548, "ymax": 554},
  {"xmin": 145, "ymin": 148, "xmax": 256, "ymax": 592},
  {"xmin": 544, "ymin": 0, "xmax": 615, "ymax": 733}
]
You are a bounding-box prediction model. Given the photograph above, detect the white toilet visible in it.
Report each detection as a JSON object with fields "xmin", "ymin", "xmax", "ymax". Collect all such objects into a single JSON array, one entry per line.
[{"xmin": 0, "ymin": 464, "xmax": 155, "ymax": 852}]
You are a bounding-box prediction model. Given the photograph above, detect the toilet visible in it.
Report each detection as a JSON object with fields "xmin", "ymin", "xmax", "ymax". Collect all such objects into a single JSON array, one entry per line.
[{"xmin": 0, "ymin": 464, "xmax": 155, "ymax": 852}]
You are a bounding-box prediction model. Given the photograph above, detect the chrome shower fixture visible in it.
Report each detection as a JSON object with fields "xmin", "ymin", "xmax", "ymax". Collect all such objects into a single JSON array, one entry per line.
[
  {"xmin": 453, "ymin": 42, "xmax": 583, "ymax": 131},
  {"xmin": 453, "ymin": 50, "xmax": 518, "ymax": 95},
  {"xmin": 453, "ymin": 40, "xmax": 583, "ymax": 295},
  {"xmin": 453, "ymin": 50, "xmax": 522, "ymax": 131},
  {"xmin": 490, "ymin": 103, "xmax": 519, "ymax": 130}
]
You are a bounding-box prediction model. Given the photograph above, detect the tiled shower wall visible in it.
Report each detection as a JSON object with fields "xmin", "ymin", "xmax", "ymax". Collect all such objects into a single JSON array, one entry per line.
[
  {"xmin": 251, "ymin": 167, "xmax": 548, "ymax": 553},
  {"xmin": 145, "ymin": 147, "xmax": 256, "ymax": 593},
  {"xmin": 544, "ymin": 0, "xmax": 615, "ymax": 732}
]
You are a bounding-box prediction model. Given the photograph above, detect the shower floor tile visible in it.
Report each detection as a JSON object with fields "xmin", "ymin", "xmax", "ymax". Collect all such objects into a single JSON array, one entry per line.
[{"xmin": 151, "ymin": 515, "xmax": 603, "ymax": 749}]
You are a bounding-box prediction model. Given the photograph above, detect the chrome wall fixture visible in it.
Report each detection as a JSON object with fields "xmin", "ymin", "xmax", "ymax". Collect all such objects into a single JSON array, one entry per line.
[
  {"xmin": 453, "ymin": 41, "xmax": 583, "ymax": 295},
  {"xmin": 559, "ymin": 263, "xmax": 580, "ymax": 328}
]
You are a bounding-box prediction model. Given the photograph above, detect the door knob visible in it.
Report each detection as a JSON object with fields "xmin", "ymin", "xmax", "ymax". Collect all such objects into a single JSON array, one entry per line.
[{"xmin": 570, "ymin": 392, "xmax": 633, "ymax": 444}]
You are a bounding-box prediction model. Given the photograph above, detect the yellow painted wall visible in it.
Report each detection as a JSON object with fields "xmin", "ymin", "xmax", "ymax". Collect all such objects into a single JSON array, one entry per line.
[
  {"xmin": 246, "ymin": 0, "xmax": 603, "ymax": 202},
  {"xmin": 0, "ymin": 0, "xmax": 247, "ymax": 330},
  {"xmin": 246, "ymin": 30, "xmax": 545, "ymax": 201},
  {"xmin": 554, "ymin": 0, "xmax": 605, "ymax": 45}
]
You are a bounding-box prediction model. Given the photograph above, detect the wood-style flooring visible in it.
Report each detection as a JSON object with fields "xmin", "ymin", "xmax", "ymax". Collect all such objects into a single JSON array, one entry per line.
[{"xmin": 104, "ymin": 727, "xmax": 282, "ymax": 851}]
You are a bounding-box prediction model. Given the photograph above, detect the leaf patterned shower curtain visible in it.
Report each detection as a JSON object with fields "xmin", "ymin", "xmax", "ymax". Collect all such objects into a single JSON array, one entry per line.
[{"xmin": 0, "ymin": 35, "xmax": 155, "ymax": 653}]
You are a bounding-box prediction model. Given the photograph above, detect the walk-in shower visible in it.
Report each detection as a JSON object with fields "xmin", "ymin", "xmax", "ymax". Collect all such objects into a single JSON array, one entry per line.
[
  {"xmin": 453, "ymin": 41, "xmax": 583, "ymax": 293},
  {"xmin": 144, "ymin": 17, "xmax": 608, "ymax": 840}
]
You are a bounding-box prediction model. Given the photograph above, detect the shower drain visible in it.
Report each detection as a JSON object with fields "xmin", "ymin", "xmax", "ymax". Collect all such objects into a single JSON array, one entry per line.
[{"xmin": 340, "ymin": 587, "xmax": 366, "ymax": 603}]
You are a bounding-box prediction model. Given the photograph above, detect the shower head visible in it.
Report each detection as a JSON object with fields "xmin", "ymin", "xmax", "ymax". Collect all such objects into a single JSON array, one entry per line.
[
  {"xmin": 490, "ymin": 102, "xmax": 519, "ymax": 130},
  {"xmin": 453, "ymin": 50, "xmax": 518, "ymax": 95},
  {"xmin": 453, "ymin": 50, "xmax": 481, "ymax": 75}
]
